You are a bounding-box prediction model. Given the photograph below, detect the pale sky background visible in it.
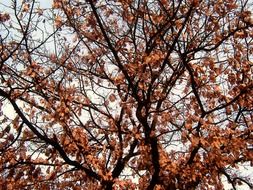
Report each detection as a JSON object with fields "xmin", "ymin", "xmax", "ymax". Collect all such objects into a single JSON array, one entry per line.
[{"xmin": 0, "ymin": 0, "xmax": 52, "ymax": 9}]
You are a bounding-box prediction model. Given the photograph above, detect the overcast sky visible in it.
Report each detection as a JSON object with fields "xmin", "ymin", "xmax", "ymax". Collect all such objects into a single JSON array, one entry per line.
[{"xmin": 0, "ymin": 0, "xmax": 52, "ymax": 10}]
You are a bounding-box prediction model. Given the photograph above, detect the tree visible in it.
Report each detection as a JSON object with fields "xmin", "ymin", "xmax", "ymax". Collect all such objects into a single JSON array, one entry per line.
[{"xmin": 0, "ymin": 0, "xmax": 253, "ymax": 189}]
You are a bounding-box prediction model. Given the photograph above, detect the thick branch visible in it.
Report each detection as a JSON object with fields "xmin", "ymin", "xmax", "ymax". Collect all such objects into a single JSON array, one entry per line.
[{"xmin": 0, "ymin": 88, "xmax": 101, "ymax": 181}]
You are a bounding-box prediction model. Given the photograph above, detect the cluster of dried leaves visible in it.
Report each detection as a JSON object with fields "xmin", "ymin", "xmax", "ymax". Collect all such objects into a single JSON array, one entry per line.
[{"xmin": 0, "ymin": 0, "xmax": 253, "ymax": 189}]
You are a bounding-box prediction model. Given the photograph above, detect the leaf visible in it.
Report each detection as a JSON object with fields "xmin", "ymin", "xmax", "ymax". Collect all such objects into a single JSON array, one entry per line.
[
  {"xmin": 109, "ymin": 93, "xmax": 116, "ymax": 102},
  {"xmin": 54, "ymin": 15, "xmax": 62, "ymax": 28},
  {"xmin": 23, "ymin": 3, "xmax": 30, "ymax": 12}
]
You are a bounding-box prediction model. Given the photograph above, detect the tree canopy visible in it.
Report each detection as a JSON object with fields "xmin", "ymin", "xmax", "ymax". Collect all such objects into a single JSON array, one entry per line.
[{"xmin": 0, "ymin": 0, "xmax": 253, "ymax": 189}]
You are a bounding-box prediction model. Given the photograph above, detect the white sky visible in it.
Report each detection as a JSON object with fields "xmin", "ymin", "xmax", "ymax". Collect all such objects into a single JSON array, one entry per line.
[{"xmin": 1, "ymin": 0, "xmax": 52, "ymax": 8}]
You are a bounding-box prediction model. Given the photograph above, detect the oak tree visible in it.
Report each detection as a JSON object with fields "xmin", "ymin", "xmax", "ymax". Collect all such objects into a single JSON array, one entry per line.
[{"xmin": 0, "ymin": 0, "xmax": 253, "ymax": 189}]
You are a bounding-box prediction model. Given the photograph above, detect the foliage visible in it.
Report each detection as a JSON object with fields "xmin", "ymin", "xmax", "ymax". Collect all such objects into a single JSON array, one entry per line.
[{"xmin": 0, "ymin": 0, "xmax": 253, "ymax": 189}]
